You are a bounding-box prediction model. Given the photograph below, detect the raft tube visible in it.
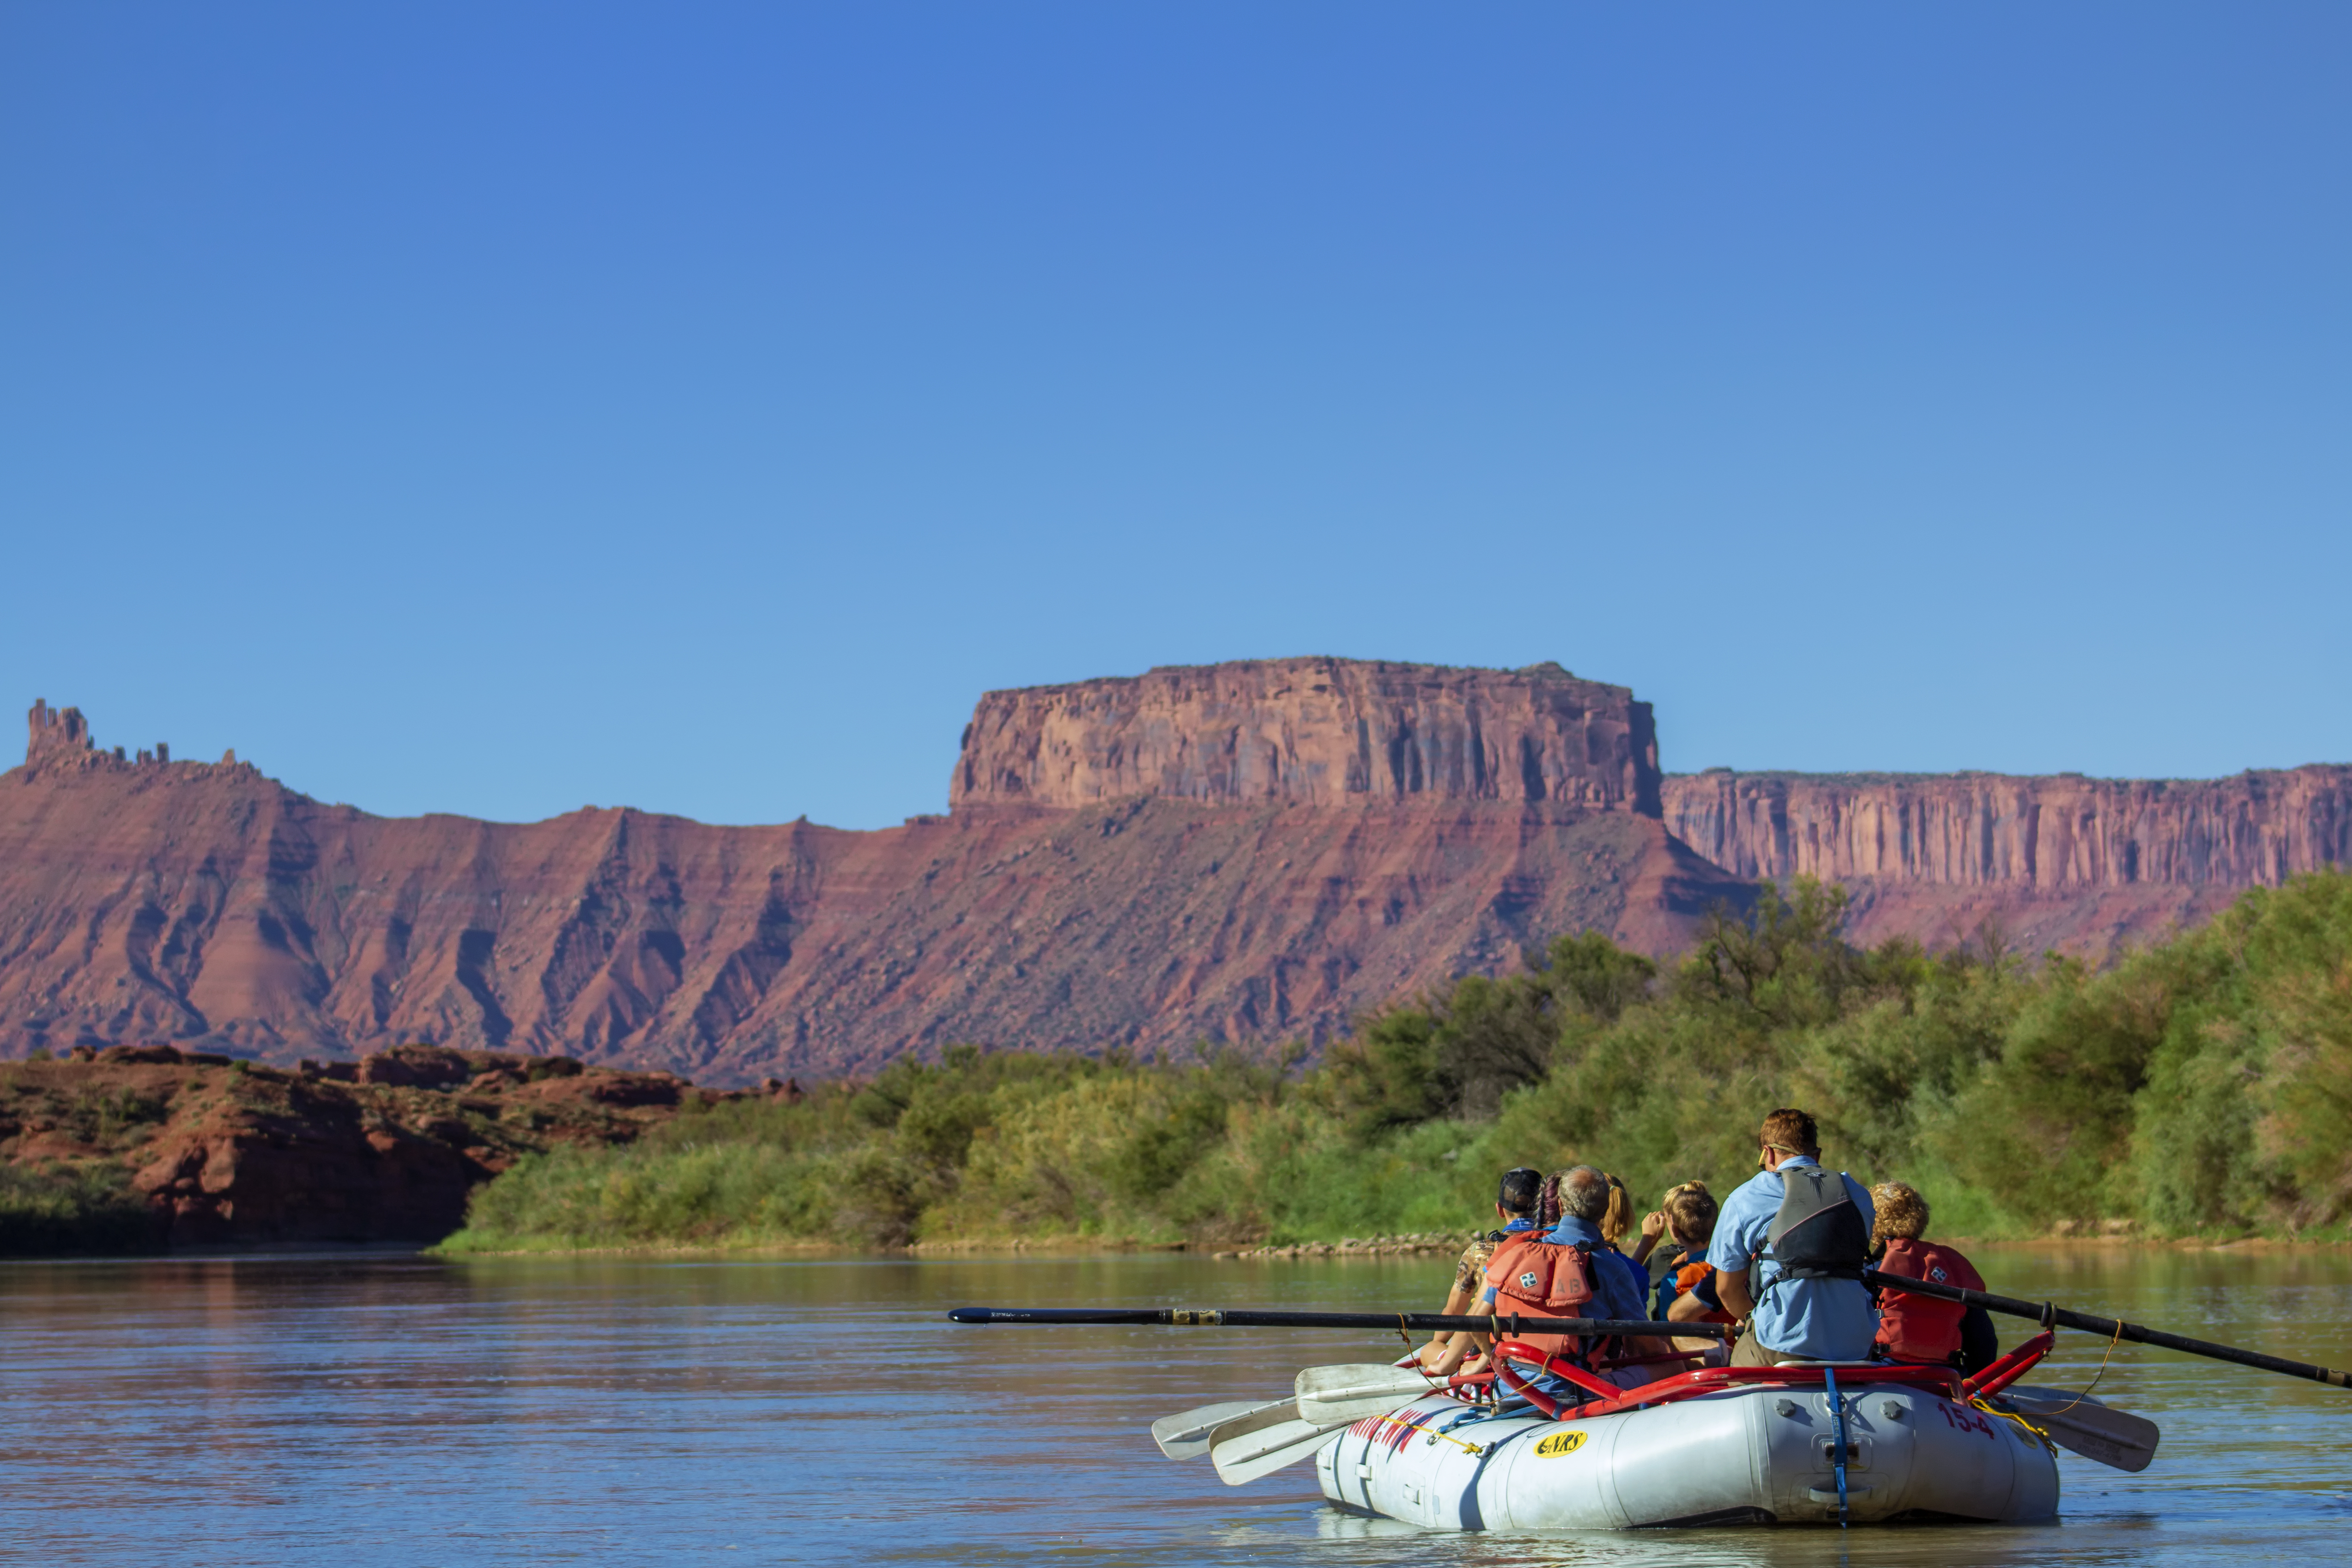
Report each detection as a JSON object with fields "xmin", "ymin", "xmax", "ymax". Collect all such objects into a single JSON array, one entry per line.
[{"xmin": 1315, "ymin": 1377, "xmax": 2060, "ymax": 1529}]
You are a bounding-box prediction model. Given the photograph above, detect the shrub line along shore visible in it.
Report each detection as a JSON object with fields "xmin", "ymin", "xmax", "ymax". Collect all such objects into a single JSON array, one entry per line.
[
  {"xmin": 430, "ymin": 871, "xmax": 2352, "ymax": 1259},
  {"xmin": 428, "ymin": 1231, "xmax": 2352, "ymax": 1263},
  {"xmin": 10, "ymin": 871, "xmax": 2346, "ymax": 1259}
]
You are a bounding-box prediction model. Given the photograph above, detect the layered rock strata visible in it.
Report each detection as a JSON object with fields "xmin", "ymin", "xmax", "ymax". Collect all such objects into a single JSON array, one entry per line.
[
  {"xmin": 4, "ymin": 673, "xmax": 2344, "ymax": 1083},
  {"xmin": 0, "ymin": 676, "xmax": 1739, "ymax": 1078},
  {"xmin": 952, "ymin": 658, "xmax": 1662, "ymax": 814},
  {"xmin": 1661, "ymin": 767, "xmax": 2352, "ymax": 950}
]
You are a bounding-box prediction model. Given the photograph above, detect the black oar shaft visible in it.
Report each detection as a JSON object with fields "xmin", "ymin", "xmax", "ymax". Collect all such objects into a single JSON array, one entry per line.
[
  {"xmin": 948, "ymin": 1307, "xmax": 1727, "ymax": 1337},
  {"xmin": 1861, "ymin": 1268, "xmax": 2351, "ymax": 1390}
]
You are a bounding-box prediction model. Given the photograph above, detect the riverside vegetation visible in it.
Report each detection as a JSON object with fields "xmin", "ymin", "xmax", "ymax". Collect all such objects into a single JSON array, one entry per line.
[{"xmin": 439, "ymin": 869, "xmax": 2352, "ymax": 1254}]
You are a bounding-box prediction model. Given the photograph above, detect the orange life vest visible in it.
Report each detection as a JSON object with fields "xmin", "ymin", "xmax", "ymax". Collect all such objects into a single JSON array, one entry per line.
[
  {"xmin": 1873, "ymin": 1238, "xmax": 1985, "ymax": 1363},
  {"xmin": 1482, "ymin": 1232, "xmax": 1597, "ymax": 1361},
  {"xmin": 1670, "ymin": 1254, "xmax": 1735, "ymax": 1324}
]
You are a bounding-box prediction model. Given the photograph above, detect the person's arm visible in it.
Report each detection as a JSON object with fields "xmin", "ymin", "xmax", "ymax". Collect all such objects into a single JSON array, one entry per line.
[
  {"xmin": 1417, "ymin": 1283, "xmax": 1475, "ymax": 1367},
  {"xmin": 1604, "ymin": 1254, "xmax": 1671, "ymax": 1360},
  {"xmin": 1422, "ymin": 1331, "xmax": 1480, "ymax": 1376},
  {"xmin": 1716, "ymin": 1265, "xmax": 1755, "ymax": 1321},
  {"xmin": 1421, "ymin": 1281, "xmax": 1473, "ymax": 1345},
  {"xmin": 1457, "ymin": 1279, "xmax": 1505, "ymax": 1367},
  {"xmin": 1628, "ymin": 1211, "xmax": 1667, "ymax": 1267},
  {"xmin": 1663, "ymin": 1289, "xmax": 1719, "ymax": 1355}
]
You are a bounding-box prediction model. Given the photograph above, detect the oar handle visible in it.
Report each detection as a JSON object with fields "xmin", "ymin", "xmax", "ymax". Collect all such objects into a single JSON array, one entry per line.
[
  {"xmin": 1860, "ymin": 1268, "xmax": 2352, "ymax": 1390},
  {"xmin": 947, "ymin": 1307, "xmax": 1728, "ymax": 1337}
]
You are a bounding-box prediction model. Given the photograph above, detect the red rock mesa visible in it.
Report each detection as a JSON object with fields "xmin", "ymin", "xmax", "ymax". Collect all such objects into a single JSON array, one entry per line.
[{"xmin": 2, "ymin": 667, "xmax": 2344, "ymax": 1081}]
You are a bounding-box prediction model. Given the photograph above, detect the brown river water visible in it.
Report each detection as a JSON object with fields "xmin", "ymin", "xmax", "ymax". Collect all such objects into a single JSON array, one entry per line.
[{"xmin": 1, "ymin": 1244, "xmax": 2345, "ymax": 1565}]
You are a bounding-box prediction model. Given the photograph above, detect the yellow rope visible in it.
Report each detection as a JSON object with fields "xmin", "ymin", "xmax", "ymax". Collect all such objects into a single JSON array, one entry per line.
[
  {"xmin": 2045, "ymin": 1320, "xmax": 2126, "ymax": 1415},
  {"xmin": 1363, "ymin": 1408, "xmax": 1488, "ymax": 1457},
  {"xmin": 1971, "ymin": 1397, "xmax": 2057, "ymax": 1454}
]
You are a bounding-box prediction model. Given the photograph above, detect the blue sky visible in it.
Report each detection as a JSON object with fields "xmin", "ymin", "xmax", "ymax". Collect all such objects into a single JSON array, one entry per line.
[{"xmin": 4, "ymin": 4, "xmax": 2346, "ymax": 829}]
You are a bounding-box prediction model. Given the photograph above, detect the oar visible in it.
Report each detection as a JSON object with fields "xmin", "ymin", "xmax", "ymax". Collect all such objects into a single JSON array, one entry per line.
[
  {"xmin": 1150, "ymin": 1397, "xmax": 1294, "ymax": 1460},
  {"xmin": 949, "ymin": 1307, "xmax": 1727, "ymax": 1337},
  {"xmin": 1858, "ymin": 1269, "xmax": 2352, "ymax": 1390},
  {"xmin": 1294, "ymin": 1364, "xmax": 1442, "ymax": 1424},
  {"xmin": 1206, "ymin": 1402, "xmax": 1354, "ymax": 1486},
  {"xmin": 1995, "ymin": 1385, "xmax": 2161, "ymax": 1473}
]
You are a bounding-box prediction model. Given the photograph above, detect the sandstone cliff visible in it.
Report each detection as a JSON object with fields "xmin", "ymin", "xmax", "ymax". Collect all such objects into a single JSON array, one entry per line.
[
  {"xmin": 952, "ymin": 658, "xmax": 1662, "ymax": 814},
  {"xmin": 0, "ymin": 676, "xmax": 1739, "ymax": 1080},
  {"xmin": 6, "ymin": 675, "xmax": 2343, "ymax": 1084},
  {"xmin": 0, "ymin": 1042, "xmax": 730, "ymax": 1252},
  {"xmin": 1661, "ymin": 767, "xmax": 2352, "ymax": 951}
]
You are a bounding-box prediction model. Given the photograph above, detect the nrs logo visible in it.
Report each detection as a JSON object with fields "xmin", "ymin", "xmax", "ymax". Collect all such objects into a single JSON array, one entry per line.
[{"xmin": 1534, "ymin": 1431, "xmax": 1588, "ymax": 1458}]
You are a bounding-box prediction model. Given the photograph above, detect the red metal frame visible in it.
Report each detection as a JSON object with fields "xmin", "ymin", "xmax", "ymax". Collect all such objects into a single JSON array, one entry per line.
[
  {"xmin": 1959, "ymin": 1331, "xmax": 2053, "ymax": 1402},
  {"xmin": 1487, "ymin": 1339, "xmax": 1992, "ymax": 1424}
]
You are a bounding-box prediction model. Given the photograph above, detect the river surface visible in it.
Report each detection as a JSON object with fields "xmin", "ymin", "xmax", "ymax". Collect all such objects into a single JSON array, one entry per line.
[{"xmin": 1, "ymin": 1245, "xmax": 2346, "ymax": 1565}]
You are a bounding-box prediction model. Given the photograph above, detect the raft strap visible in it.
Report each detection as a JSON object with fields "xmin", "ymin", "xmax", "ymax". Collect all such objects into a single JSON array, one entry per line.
[{"xmin": 1824, "ymin": 1365, "xmax": 1851, "ymax": 1528}]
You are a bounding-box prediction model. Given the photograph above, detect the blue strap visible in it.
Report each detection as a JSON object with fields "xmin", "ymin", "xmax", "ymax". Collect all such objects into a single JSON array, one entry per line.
[{"xmin": 1824, "ymin": 1365, "xmax": 1851, "ymax": 1528}]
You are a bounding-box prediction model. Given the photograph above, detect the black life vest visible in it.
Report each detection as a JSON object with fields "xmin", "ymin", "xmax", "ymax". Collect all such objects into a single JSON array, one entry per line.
[{"xmin": 1759, "ymin": 1165, "xmax": 1870, "ymax": 1290}]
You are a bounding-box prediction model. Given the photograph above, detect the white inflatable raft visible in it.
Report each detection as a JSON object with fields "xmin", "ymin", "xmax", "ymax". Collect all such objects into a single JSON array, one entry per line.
[{"xmin": 1314, "ymin": 1373, "xmax": 2060, "ymax": 1529}]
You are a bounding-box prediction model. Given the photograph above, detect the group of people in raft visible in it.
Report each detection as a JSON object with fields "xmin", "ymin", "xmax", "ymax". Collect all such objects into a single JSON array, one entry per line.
[{"xmin": 1415, "ymin": 1107, "xmax": 1993, "ymax": 1396}]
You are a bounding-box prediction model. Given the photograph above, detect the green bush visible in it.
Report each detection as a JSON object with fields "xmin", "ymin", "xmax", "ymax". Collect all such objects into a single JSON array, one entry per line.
[
  {"xmin": 442, "ymin": 871, "xmax": 2352, "ymax": 1252},
  {"xmin": 0, "ymin": 1162, "xmax": 159, "ymax": 1256}
]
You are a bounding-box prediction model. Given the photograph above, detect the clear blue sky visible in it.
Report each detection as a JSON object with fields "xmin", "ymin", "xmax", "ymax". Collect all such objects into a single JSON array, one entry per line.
[{"xmin": 4, "ymin": 4, "xmax": 2346, "ymax": 829}]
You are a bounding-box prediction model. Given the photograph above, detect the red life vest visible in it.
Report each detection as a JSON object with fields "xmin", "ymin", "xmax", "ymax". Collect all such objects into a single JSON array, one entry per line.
[
  {"xmin": 1873, "ymin": 1238, "xmax": 1985, "ymax": 1362},
  {"xmin": 1482, "ymin": 1232, "xmax": 1597, "ymax": 1361}
]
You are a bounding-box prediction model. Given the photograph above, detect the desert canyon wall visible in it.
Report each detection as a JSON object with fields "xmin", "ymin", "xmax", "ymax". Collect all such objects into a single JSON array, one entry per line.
[
  {"xmin": 1661, "ymin": 767, "xmax": 2352, "ymax": 951},
  {"xmin": 2, "ymin": 663, "xmax": 2344, "ymax": 1082},
  {"xmin": 0, "ymin": 663, "xmax": 1739, "ymax": 1080}
]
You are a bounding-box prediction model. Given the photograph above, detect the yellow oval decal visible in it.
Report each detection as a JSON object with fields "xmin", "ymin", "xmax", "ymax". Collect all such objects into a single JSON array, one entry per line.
[{"xmin": 1534, "ymin": 1430, "xmax": 1588, "ymax": 1458}]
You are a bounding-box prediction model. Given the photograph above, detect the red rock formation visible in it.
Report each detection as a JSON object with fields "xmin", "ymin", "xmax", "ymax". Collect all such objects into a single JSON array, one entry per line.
[
  {"xmin": 25, "ymin": 700, "xmax": 90, "ymax": 766},
  {"xmin": 953, "ymin": 658, "xmax": 1662, "ymax": 814},
  {"xmin": 0, "ymin": 1045, "xmax": 701, "ymax": 1249},
  {"xmin": 7, "ymin": 675, "xmax": 2340, "ymax": 1083},
  {"xmin": 0, "ymin": 674, "xmax": 1739, "ymax": 1080},
  {"xmin": 1661, "ymin": 768, "xmax": 2352, "ymax": 952}
]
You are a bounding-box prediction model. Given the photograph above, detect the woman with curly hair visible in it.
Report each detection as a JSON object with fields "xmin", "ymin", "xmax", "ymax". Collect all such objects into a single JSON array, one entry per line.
[{"xmin": 1868, "ymin": 1181, "xmax": 1997, "ymax": 1374}]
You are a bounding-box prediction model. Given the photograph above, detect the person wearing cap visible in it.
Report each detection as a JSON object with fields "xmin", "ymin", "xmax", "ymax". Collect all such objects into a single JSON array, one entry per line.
[
  {"xmin": 1708, "ymin": 1108, "xmax": 1879, "ymax": 1365},
  {"xmin": 1417, "ymin": 1166, "xmax": 1545, "ymax": 1373}
]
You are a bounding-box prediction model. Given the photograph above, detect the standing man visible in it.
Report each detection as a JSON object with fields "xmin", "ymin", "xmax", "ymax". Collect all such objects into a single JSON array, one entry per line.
[{"xmin": 1710, "ymin": 1109, "xmax": 1878, "ymax": 1365}]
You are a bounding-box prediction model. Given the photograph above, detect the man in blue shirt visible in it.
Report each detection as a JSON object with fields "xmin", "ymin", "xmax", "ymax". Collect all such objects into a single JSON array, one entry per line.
[
  {"xmin": 1709, "ymin": 1108, "xmax": 1879, "ymax": 1364},
  {"xmin": 1537, "ymin": 1167, "xmax": 1652, "ymax": 1323}
]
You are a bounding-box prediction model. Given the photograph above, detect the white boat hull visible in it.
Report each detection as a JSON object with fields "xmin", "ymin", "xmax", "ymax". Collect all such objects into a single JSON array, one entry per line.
[{"xmin": 1315, "ymin": 1384, "xmax": 2060, "ymax": 1529}]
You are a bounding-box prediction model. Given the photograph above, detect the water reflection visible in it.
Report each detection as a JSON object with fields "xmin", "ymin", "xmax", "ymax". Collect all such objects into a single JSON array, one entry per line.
[{"xmin": 0, "ymin": 1246, "xmax": 2345, "ymax": 1565}]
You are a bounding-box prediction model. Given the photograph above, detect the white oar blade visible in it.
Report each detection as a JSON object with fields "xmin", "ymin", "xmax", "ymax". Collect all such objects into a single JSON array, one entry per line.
[
  {"xmin": 1998, "ymin": 1386, "xmax": 2161, "ymax": 1473},
  {"xmin": 1209, "ymin": 1411, "xmax": 1352, "ymax": 1486},
  {"xmin": 1295, "ymin": 1362, "xmax": 1418, "ymax": 1400},
  {"xmin": 1150, "ymin": 1398, "xmax": 1291, "ymax": 1461},
  {"xmin": 1297, "ymin": 1374, "xmax": 1442, "ymax": 1426}
]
